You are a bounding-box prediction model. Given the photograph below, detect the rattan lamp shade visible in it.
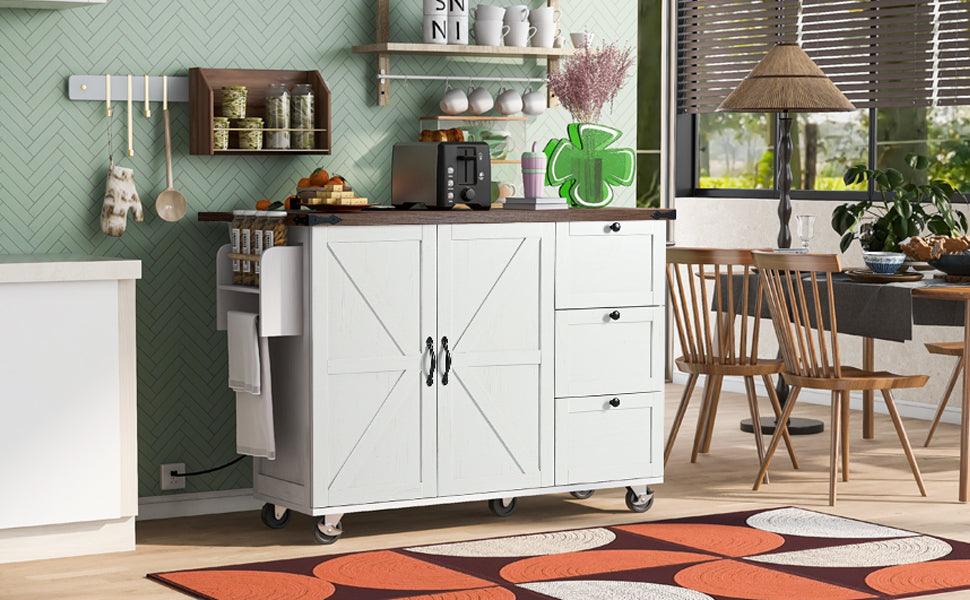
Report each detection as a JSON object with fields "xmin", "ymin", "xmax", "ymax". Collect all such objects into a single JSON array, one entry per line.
[{"xmin": 717, "ymin": 44, "xmax": 855, "ymax": 113}]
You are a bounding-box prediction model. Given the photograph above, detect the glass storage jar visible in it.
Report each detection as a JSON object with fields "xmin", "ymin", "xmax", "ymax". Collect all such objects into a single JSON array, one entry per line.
[
  {"xmin": 221, "ymin": 85, "xmax": 248, "ymax": 119},
  {"xmin": 264, "ymin": 83, "xmax": 290, "ymax": 150},
  {"xmin": 212, "ymin": 117, "xmax": 230, "ymax": 151},
  {"xmin": 236, "ymin": 117, "xmax": 264, "ymax": 151},
  {"xmin": 290, "ymin": 84, "xmax": 315, "ymax": 150}
]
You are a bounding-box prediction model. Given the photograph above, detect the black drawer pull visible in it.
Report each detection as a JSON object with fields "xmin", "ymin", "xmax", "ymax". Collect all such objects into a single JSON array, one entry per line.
[
  {"xmin": 609, "ymin": 222, "xmax": 622, "ymax": 232},
  {"xmin": 609, "ymin": 310, "xmax": 621, "ymax": 321},
  {"xmin": 426, "ymin": 337, "xmax": 436, "ymax": 387},
  {"xmin": 609, "ymin": 398, "xmax": 621, "ymax": 408}
]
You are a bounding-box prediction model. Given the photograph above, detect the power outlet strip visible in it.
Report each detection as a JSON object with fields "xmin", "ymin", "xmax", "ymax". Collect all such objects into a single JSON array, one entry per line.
[{"xmin": 160, "ymin": 463, "xmax": 186, "ymax": 491}]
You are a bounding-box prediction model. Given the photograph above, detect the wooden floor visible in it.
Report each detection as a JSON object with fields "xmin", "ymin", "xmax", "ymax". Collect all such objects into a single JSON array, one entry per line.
[{"xmin": 4, "ymin": 383, "xmax": 970, "ymax": 599}]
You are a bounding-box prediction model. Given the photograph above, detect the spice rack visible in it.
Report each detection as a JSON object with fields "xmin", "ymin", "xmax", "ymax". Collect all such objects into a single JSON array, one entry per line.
[
  {"xmin": 216, "ymin": 244, "xmax": 303, "ymax": 337},
  {"xmin": 189, "ymin": 68, "xmax": 332, "ymax": 156}
]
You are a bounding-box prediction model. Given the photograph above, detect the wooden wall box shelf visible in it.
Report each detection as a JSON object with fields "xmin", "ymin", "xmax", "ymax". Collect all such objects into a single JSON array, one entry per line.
[{"xmin": 189, "ymin": 68, "xmax": 332, "ymax": 156}]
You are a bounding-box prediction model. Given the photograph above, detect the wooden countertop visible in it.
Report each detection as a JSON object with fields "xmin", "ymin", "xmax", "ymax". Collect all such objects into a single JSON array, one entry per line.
[{"xmin": 198, "ymin": 207, "xmax": 676, "ymax": 226}]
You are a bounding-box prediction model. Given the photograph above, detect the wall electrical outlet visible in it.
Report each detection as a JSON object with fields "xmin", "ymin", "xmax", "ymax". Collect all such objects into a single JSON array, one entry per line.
[{"xmin": 160, "ymin": 463, "xmax": 186, "ymax": 491}]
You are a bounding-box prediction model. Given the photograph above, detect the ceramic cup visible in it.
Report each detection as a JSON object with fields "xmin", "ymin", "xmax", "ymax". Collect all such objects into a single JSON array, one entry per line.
[
  {"xmin": 423, "ymin": 15, "xmax": 449, "ymax": 44},
  {"xmin": 528, "ymin": 6, "xmax": 561, "ymax": 24},
  {"xmin": 533, "ymin": 26, "xmax": 562, "ymax": 49},
  {"xmin": 521, "ymin": 88, "xmax": 546, "ymax": 116},
  {"xmin": 496, "ymin": 88, "xmax": 524, "ymax": 115},
  {"xmin": 448, "ymin": 15, "xmax": 469, "ymax": 44},
  {"xmin": 504, "ymin": 4, "xmax": 530, "ymax": 24},
  {"xmin": 491, "ymin": 181, "xmax": 517, "ymax": 203},
  {"xmin": 506, "ymin": 20, "xmax": 537, "ymax": 47},
  {"xmin": 440, "ymin": 86, "xmax": 469, "ymax": 115},
  {"xmin": 570, "ymin": 31, "xmax": 595, "ymax": 49},
  {"xmin": 424, "ymin": 0, "xmax": 447, "ymax": 15},
  {"xmin": 467, "ymin": 87, "xmax": 494, "ymax": 115},
  {"xmin": 473, "ymin": 4, "xmax": 505, "ymax": 21},
  {"xmin": 473, "ymin": 19, "xmax": 510, "ymax": 46},
  {"xmin": 447, "ymin": 0, "xmax": 469, "ymax": 16}
]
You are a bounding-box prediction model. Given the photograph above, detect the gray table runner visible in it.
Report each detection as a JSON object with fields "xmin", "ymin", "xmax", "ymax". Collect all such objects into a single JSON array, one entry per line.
[{"xmin": 721, "ymin": 274, "xmax": 965, "ymax": 342}]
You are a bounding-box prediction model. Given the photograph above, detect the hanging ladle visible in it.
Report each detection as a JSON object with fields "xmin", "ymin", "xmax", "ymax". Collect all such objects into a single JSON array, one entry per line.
[{"xmin": 155, "ymin": 75, "xmax": 187, "ymax": 222}]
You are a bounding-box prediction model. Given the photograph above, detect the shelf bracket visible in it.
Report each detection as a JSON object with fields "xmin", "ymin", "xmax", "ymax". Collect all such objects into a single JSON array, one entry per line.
[
  {"xmin": 546, "ymin": 0, "xmax": 561, "ymax": 108},
  {"xmin": 377, "ymin": 0, "xmax": 390, "ymax": 106}
]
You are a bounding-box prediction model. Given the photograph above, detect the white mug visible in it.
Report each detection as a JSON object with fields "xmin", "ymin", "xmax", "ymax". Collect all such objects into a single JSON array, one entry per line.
[
  {"xmin": 448, "ymin": 16, "xmax": 469, "ymax": 44},
  {"xmin": 533, "ymin": 23, "xmax": 561, "ymax": 48},
  {"xmin": 473, "ymin": 4, "xmax": 505, "ymax": 21},
  {"xmin": 496, "ymin": 88, "xmax": 524, "ymax": 115},
  {"xmin": 504, "ymin": 4, "xmax": 529, "ymax": 23},
  {"xmin": 528, "ymin": 6, "xmax": 561, "ymax": 24},
  {"xmin": 447, "ymin": 0, "xmax": 469, "ymax": 16},
  {"xmin": 473, "ymin": 20, "xmax": 510, "ymax": 47},
  {"xmin": 570, "ymin": 31, "xmax": 595, "ymax": 48},
  {"xmin": 424, "ymin": 0, "xmax": 447, "ymax": 15},
  {"xmin": 506, "ymin": 20, "xmax": 537, "ymax": 48},
  {"xmin": 522, "ymin": 88, "xmax": 546, "ymax": 116},
  {"xmin": 423, "ymin": 15, "xmax": 448, "ymax": 44},
  {"xmin": 440, "ymin": 86, "xmax": 469, "ymax": 115},
  {"xmin": 468, "ymin": 87, "xmax": 494, "ymax": 115}
]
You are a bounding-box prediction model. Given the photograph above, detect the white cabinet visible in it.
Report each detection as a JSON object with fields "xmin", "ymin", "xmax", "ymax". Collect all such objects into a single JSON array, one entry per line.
[
  {"xmin": 248, "ymin": 214, "xmax": 668, "ymax": 539},
  {"xmin": 437, "ymin": 224, "xmax": 554, "ymax": 495}
]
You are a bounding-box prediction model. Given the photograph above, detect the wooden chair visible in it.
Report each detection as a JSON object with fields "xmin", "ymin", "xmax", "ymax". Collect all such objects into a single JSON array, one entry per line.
[
  {"xmin": 665, "ymin": 248, "xmax": 799, "ymax": 477},
  {"xmin": 924, "ymin": 341, "xmax": 965, "ymax": 447},
  {"xmin": 751, "ymin": 251, "xmax": 928, "ymax": 506}
]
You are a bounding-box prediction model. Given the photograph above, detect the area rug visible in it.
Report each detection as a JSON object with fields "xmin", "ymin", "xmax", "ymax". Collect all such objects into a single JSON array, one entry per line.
[{"xmin": 148, "ymin": 507, "xmax": 970, "ymax": 599}]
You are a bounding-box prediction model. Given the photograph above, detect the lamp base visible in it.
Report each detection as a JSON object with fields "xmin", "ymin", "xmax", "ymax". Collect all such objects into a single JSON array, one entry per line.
[{"xmin": 740, "ymin": 417, "xmax": 824, "ymax": 436}]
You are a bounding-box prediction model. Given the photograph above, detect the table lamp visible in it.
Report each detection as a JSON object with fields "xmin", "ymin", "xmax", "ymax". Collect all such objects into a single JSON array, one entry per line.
[{"xmin": 717, "ymin": 43, "xmax": 855, "ymax": 248}]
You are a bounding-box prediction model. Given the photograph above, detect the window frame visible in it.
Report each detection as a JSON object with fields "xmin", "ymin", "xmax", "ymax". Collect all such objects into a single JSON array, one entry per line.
[{"xmin": 677, "ymin": 108, "xmax": 880, "ymax": 201}]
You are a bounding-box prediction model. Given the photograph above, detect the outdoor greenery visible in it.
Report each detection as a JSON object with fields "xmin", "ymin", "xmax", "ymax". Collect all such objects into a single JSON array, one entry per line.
[{"xmin": 831, "ymin": 154, "xmax": 969, "ymax": 252}]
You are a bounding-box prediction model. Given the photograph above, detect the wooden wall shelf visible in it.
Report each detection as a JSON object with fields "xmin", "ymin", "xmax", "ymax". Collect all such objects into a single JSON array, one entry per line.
[
  {"xmin": 189, "ymin": 68, "xmax": 332, "ymax": 156},
  {"xmin": 356, "ymin": 0, "xmax": 565, "ymax": 108}
]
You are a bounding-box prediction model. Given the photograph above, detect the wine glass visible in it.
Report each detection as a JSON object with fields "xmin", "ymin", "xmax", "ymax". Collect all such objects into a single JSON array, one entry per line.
[{"xmin": 796, "ymin": 215, "xmax": 817, "ymax": 251}]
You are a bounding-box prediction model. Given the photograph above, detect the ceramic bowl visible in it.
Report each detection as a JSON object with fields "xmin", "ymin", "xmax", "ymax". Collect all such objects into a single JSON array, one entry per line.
[
  {"xmin": 929, "ymin": 252, "xmax": 970, "ymax": 276},
  {"xmin": 863, "ymin": 251, "xmax": 906, "ymax": 275}
]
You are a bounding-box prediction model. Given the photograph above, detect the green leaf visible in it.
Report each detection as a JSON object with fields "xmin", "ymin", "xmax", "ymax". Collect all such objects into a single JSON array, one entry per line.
[
  {"xmin": 907, "ymin": 153, "xmax": 931, "ymax": 171},
  {"xmin": 840, "ymin": 232, "xmax": 855, "ymax": 253}
]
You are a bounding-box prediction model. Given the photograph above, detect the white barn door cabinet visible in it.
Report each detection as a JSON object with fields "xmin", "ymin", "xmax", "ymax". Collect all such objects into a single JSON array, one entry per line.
[{"xmin": 215, "ymin": 209, "xmax": 672, "ymax": 544}]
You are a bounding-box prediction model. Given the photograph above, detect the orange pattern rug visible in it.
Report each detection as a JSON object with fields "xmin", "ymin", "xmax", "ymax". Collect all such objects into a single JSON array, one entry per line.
[{"xmin": 149, "ymin": 507, "xmax": 970, "ymax": 599}]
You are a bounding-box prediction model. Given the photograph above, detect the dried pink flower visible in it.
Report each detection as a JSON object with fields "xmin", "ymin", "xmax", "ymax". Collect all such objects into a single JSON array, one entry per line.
[{"xmin": 548, "ymin": 44, "xmax": 635, "ymax": 124}]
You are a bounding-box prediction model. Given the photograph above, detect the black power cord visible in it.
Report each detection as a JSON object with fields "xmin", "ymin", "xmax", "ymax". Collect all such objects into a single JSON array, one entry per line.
[{"xmin": 171, "ymin": 455, "xmax": 246, "ymax": 478}]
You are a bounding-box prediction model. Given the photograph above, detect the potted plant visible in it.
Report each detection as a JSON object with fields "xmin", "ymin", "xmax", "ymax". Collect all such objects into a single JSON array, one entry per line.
[
  {"xmin": 545, "ymin": 44, "xmax": 636, "ymax": 208},
  {"xmin": 832, "ymin": 154, "xmax": 969, "ymax": 253}
]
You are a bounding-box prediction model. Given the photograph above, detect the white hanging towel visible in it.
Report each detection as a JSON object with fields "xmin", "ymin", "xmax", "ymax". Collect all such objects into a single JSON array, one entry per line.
[
  {"xmin": 227, "ymin": 311, "xmax": 260, "ymax": 395},
  {"xmin": 235, "ymin": 336, "xmax": 276, "ymax": 459}
]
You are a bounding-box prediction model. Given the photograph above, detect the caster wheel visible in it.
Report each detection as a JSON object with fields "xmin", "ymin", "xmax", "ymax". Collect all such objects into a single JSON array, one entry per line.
[
  {"xmin": 260, "ymin": 503, "xmax": 290, "ymax": 529},
  {"xmin": 570, "ymin": 490, "xmax": 595, "ymax": 500},
  {"xmin": 625, "ymin": 487, "xmax": 655, "ymax": 513},
  {"xmin": 488, "ymin": 498, "xmax": 517, "ymax": 517},
  {"xmin": 313, "ymin": 517, "xmax": 343, "ymax": 545}
]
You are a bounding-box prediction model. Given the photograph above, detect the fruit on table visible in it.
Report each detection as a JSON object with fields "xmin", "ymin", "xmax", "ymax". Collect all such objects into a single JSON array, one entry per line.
[
  {"xmin": 255, "ymin": 199, "xmax": 272, "ymax": 211},
  {"xmin": 326, "ymin": 175, "xmax": 351, "ymax": 190},
  {"xmin": 297, "ymin": 177, "xmax": 312, "ymax": 188},
  {"xmin": 308, "ymin": 168, "xmax": 330, "ymax": 187}
]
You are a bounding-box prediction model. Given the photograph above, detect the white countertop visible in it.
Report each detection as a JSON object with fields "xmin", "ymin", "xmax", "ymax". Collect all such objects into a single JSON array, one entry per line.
[{"xmin": 0, "ymin": 255, "xmax": 142, "ymax": 284}]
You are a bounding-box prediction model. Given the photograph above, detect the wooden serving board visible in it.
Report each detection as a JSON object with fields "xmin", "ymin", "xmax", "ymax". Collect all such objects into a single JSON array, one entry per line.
[{"xmin": 844, "ymin": 268, "xmax": 924, "ymax": 283}]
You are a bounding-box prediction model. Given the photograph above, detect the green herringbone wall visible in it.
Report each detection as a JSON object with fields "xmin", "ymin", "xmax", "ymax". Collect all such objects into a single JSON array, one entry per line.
[{"xmin": 0, "ymin": 0, "xmax": 638, "ymax": 497}]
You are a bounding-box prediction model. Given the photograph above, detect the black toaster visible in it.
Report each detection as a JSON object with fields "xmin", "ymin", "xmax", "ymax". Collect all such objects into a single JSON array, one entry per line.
[{"xmin": 392, "ymin": 142, "xmax": 492, "ymax": 210}]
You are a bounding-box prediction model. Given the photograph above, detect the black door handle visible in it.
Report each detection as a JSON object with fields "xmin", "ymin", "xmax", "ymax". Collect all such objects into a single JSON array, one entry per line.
[
  {"xmin": 609, "ymin": 398, "xmax": 621, "ymax": 408},
  {"xmin": 609, "ymin": 222, "xmax": 622, "ymax": 232},
  {"xmin": 609, "ymin": 310, "xmax": 621, "ymax": 321},
  {"xmin": 442, "ymin": 336, "xmax": 452, "ymax": 386},
  {"xmin": 426, "ymin": 337, "xmax": 436, "ymax": 387}
]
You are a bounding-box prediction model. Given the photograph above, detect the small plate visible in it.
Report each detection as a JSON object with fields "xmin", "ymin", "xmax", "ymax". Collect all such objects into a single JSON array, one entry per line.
[{"xmin": 843, "ymin": 268, "xmax": 924, "ymax": 283}]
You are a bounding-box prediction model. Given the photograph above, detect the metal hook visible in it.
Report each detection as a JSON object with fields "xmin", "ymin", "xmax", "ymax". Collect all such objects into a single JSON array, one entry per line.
[
  {"xmin": 105, "ymin": 74, "xmax": 112, "ymax": 117},
  {"xmin": 143, "ymin": 75, "xmax": 151, "ymax": 118}
]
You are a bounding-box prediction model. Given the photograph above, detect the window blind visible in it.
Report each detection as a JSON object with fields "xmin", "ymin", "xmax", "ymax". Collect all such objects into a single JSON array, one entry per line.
[{"xmin": 677, "ymin": 0, "xmax": 970, "ymax": 113}]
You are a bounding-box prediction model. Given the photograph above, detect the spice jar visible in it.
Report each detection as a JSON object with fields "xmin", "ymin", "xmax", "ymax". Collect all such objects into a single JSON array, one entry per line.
[
  {"xmin": 236, "ymin": 117, "xmax": 264, "ymax": 151},
  {"xmin": 251, "ymin": 211, "xmax": 268, "ymax": 287},
  {"xmin": 230, "ymin": 211, "xmax": 245, "ymax": 284},
  {"xmin": 263, "ymin": 211, "xmax": 288, "ymax": 253},
  {"xmin": 239, "ymin": 210, "xmax": 257, "ymax": 286},
  {"xmin": 290, "ymin": 84, "xmax": 315, "ymax": 150},
  {"xmin": 213, "ymin": 117, "xmax": 230, "ymax": 151},
  {"xmin": 221, "ymin": 85, "xmax": 248, "ymax": 119},
  {"xmin": 265, "ymin": 83, "xmax": 290, "ymax": 150}
]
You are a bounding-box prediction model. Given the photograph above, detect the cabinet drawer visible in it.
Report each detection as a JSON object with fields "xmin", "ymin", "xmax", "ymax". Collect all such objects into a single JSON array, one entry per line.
[
  {"xmin": 555, "ymin": 307, "xmax": 664, "ymax": 398},
  {"xmin": 555, "ymin": 392, "xmax": 662, "ymax": 485},
  {"xmin": 555, "ymin": 220, "xmax": 664, "ymax": 309}
]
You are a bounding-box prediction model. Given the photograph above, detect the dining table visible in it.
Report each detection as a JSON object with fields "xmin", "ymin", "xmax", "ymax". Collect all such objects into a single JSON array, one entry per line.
[{"xmin": 723, "ymin": 272, "xmax": 970, "ymax": 503}]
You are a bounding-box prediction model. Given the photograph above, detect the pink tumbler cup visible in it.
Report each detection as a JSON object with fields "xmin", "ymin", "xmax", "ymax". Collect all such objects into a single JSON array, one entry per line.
[{"xmin": 521, "ymin": 143, "xmax": 546, "ymax": 199}]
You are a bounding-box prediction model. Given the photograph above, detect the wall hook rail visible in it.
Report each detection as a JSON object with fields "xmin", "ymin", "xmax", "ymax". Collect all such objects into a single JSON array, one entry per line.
[{"xmin": 69, "ymin": 75, "xmax": 189, "ymax": 104}]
